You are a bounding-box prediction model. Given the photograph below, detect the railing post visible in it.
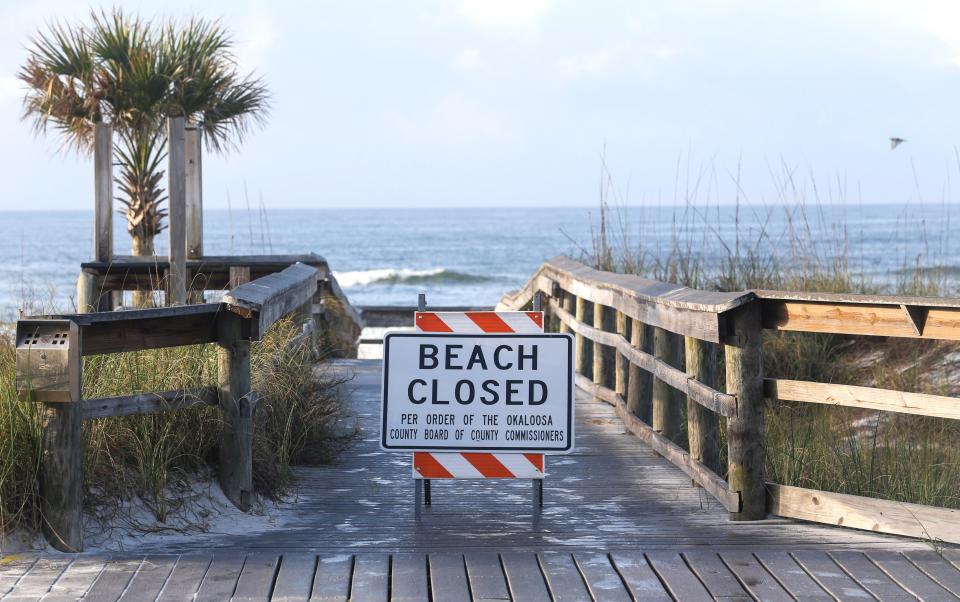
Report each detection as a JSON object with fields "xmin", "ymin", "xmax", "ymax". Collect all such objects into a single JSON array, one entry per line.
[
  {"xmin": 575, "ymin": 296, "xmax": 593, "ymax": 380},
  {"xmin": 93, "ymin": 123, "xmax": 112, "ymax": 265},
  {"xmin": 615, "ymin": 311, "xmax": 628, "ymax": 397},
  {"xmin": 593, "ymin": 304, "xmax": 616, "ymax": 392},
  {"xmin": 185, "ymin": 125, "xmax": 203, "ymax": 261},
  {"xmin": 167, "ymin": 116, "xmax": 188, "ymax": 306},
  {"xmin": 685, "ymin": 336, "xmax": 721, "ymax": 475},
  {"xmin": 560, "ymin": 290, "xmax": 575, "ymax": 335},
  {"xmin": 653, "ymin": 327, "xmax": 681, "ymax": 443},
  {"xmin": 627, "ymin": 320, "xmax": 653, "ymax": 423},
  {"xmin": 41, "ymin": 402, "xmax": 84, "ymax": 552},
  {"xmin": 724, "ymin": 301, "xmax": 766, "ymax": 520},
  {"xmin": 76, "ymin": 271, "xmax": 98, "ymax": 314},
  {"xmin": 217, "ymin": 312, "xmax": 253, "ymax": 511}
]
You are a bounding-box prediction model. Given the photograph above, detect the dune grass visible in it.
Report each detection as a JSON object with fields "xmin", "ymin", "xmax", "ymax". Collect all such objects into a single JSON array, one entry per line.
[
  {"xmin": 585, "ymin": 175, "xmax": 960, "ymax": 509},
  {"xmin": 0, "ymin": 318, "xmax": 352, "ymax": 538}
]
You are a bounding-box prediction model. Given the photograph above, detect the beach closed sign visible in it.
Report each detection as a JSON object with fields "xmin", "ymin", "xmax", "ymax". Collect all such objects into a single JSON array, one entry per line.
[{"xmin": 381, "ymin": 332, "xmax": 575, "ymax": 453}]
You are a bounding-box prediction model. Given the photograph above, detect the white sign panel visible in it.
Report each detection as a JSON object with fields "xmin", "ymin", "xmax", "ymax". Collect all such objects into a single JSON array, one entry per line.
[{"xmin": 381, "ymin": 332, "xmax": 575, "ymax": 453}]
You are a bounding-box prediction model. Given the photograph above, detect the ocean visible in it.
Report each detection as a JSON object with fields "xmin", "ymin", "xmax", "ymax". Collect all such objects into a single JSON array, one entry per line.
[{"xmin": 0, "ymin": 204, "xmax": 956, "ymax": 320}]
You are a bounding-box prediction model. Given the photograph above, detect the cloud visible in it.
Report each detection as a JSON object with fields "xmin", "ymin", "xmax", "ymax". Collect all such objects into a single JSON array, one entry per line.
[
  {"xmin": 454, "ymin": 47, "xmax": 489, "ymax": 72},
  {"xmin": 382, "ymin": 94, "xmax": 514, "ymax": 145},
  {"xmin": 555, "ymin": 43, "xmax": 681, "ymax": 82},
  {"xmin": 459, "ymin": 0, "xmax": 550, "ymax": 29}
]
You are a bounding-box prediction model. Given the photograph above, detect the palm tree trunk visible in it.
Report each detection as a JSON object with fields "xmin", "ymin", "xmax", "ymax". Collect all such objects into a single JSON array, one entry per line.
[{"xmin": 131, "ymin": 232, "xmax": 156, "ymax": 307}]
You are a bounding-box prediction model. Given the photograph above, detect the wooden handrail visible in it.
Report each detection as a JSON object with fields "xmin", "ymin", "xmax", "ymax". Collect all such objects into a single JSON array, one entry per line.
[
  {"xmin": 224, "ymin": 263, "xmax": 319, "ymax": 339},
  {"xmin": 504, "ymin": 255, "xmax": 960, "ymax": 542}
]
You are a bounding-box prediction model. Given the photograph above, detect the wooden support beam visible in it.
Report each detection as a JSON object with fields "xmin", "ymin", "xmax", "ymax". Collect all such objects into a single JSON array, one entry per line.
[
  {"xmin": 767, "ymin": 483, "xmax": 960, "ymax": 544},
  {"xmin": 82, "ymin": 386, "xmax": 219, "ymax": 420},
  {"xmin": 615, "ymin": 311, "xmax": 628, "ymax": 397},
  {"xmin": 593, "ymin": 304, "xmax": 616, "ymax": 393},
  {"xmin": 75, "ymin": 271, "xmax": 98, "ymax": 314},
  {"xmin": 185, "ymin": 126, "xmax": 203, "ymax": 260},
  {"xmin": 229, "ymin": 266, "xmax": 251, "ymax": 289},
  {"xmin": 685, "ymin": 337, "xmax": 721, "ymax": 476},
  {"xmin": 761, "ymin": 299, "xmax": 960, "ymax": 340},
  {"xmin": 653, "ymin": 327, "xmax": 681, "ymax": 444},
  {"xmin": 217, "ymin": 312, "xmax": 253, "ymax": 511},
  {"xmin": 560, "ymin": 290, "xmax": 575, "ymax": 336},
  {"xmin": 574, "ymin": 296, "xmax": 593, "ymax": 380},
  {"xmin": 724, "ymin": 301, "xmax": 766, "ymax": 520},
  {"xmin": 167, "ymin": 116, "xmax": 187, "ymax": 306},
  {"xmin": 765, "ymin": 378, "xmax": 960, "ymax": 421},
  {"xmin": 41, "ymin": 402, "xmax": 84, "ymax": 552},
  {"xmin": 93, "ymin": 123, "xmax": 112, "ymax": 263},
  {"xmin": 626, "ymin": 318, "xmax": 653, "ymax": 424}
]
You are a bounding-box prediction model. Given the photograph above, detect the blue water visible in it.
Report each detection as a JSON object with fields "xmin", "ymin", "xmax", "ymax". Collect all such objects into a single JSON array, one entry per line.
[{"xmin": 0, "ymin": 204, "xmax": 956, "ymax": 320}]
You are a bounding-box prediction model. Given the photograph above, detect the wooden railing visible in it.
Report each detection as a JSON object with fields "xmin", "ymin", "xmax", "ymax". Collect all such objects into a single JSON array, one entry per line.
[
  {"xmin": 15, "ymin": 262, "xmax": 354, "ymax": 552},
  {"xmin": 499, "ymin": 256, "xmax": 960, "ymax": 544}
]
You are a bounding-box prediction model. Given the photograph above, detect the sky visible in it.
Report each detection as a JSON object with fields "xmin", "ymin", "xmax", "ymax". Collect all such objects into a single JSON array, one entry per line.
[{"xmin": 1, "ymin": 0, "xmax": 960, "ymax": 210}]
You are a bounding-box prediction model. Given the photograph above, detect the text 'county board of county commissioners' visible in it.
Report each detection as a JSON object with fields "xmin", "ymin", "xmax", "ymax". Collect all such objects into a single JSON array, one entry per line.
[{"xmin": 380, "ymin": 332, "xmax": 575, "ymax": 453}]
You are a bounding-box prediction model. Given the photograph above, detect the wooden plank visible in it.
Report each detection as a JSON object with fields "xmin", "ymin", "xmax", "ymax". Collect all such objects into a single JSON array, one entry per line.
[
  {"xmin": 720, "ymin": 551, "xmax": 793, "ymax": 601},
  {"xmin": 828, "ymin": 551, "xmax": 915, "ymax": 600},
  {"xmin": 905, "ymin": 550, "xmax": 960, "ymax": 594},
  {"xmin": 93, "ymin": 123, "xmax": 112, "ymax": 263},
  {"xmin": 118, "ymin": 555, "xmax": 177, "ymax": 601},
  {"xmin": 766, "ymin": 378, "xmax": 960, "ymax": 421},
  {"xmin": 390, "ymin": 554, "xmax": 427, "ymax": 602},
  {"xmin": 224, "ymin": 263, "xmax": 319, "ymax": 338},
  {"xmin": 82, "ymin": 386, "xmax": 219, "ymax": 420},
  {"xmin": 791, "ymin": 551, "xmax": 873, "ymax": 599},
  {"xmin": 167, "ymin": 116, "xmax": 187, "ymax": 306},
  {"xmin": 574, "ymin": 553, "xmax": 631, "ymax": 602},
  {"xmin": 40, "ymin": 555, "xmax": 107, "ymax": 602},
  {"xmin": 552, "ymin": 298, "xmax": 737, "ymax": 417},
  {"xmin": 40, "ymin": 401, "xmax": 83, "ymax": 552},
  {"xmin": 5, "ymin": 557, "xmax": 72, "ymax": 602},
  {"xmin": 682, "ymin": 550, "xmax": 750, "ymax": 600},
  {"xmin": 218, "ymin": 313, "xmax": 253, "ymax": 511},
  {"xmin": 685, "ymin": 337, "xmax": 721, "ymax": 474},
  {"xmin": 645, "ymin": 552, "xmax": 712, "ymax": 602},
  {"xmin": 156, "ymin": 554, "xmax": 213, "ymax": 602},
  {"xmin": 501, "ymin": 553, "xmax": 550, "ymax": 602},
  {"xmin": 761, "ymin": 298, "xmax": 960, "ymax": 340},
  {"xmin": 0, "ymin": 556, "xmax": 38, "ymax": 596},
  {"xmin": 538, "ymin": 553, "xmax": 590, "ymax": 602},
  {"xmin": 195, "ymin": 553, "xmax": 245, "ymax": 602},
  {"xmin": 754, "ymin": 551, "xmax": 831, "ymax": 600},
  {"xmin": 609, "ymin": 552, "xmax": 671, "ymax": 601},
  {"xmin": 271, "ymin": 554, "xmax": 316, "ymax": 602},
  {"xmin": 427, "ymin": 554, "xmax": 470, "ymax": 602},
  {"xmin": 82, "ymin": 557, "xmax": 143, "ymax": 601},
  {"xmin": 626, "ymin": 319, "xmax": 652, "ymax": 423},
  {"xmin": 866, "ymin": 551, "xmax": 954, "ymax": 600},
  {"xmin": 767, "ymin": 483, "xmax": 960, "ymax": 544},
  {"xmin": 575, "ymin": 296, "xmax": 593, "ymax": 380},
  {"xmin": 231, "ymin": 553, "xmax": 279, "ymax": 602},
  {"xmin": 185, "ymin": 125, "xmax": 203, "ymax": 260},
  {"xmin": 464, "ymin": 553, "xmax": 510, "ymax": 602},
  {"xmin": 725, "ymin": 301, "xmax": 765, "ymax": 520},
  {"xmin": 311, "ymin": 555, "xmax": 353, "ymax": 602},
  {"xmin": 577, "ymin": 375, "xmax": 740, "ymax": 512},
  {"xmin": 593, "ymin": 303, "xmax": 616, "ymax": 392},
  {"xmin": 75, "ymin": 271, "xmax": 98, "ymax": 314},
  {"xmin": 349, "ymin": 554, "xmax": 389, "ymax": 602},
  {"xmin": 615, "ymin": 311, "xmax": 628, "ymax": 396},
  {"xmin": 652, "ymin": 327, "xmax": 681, "ymax": 443},
  {"xmin": 230, "ymin": 266, "xmax": 252, "ymax": 289}
]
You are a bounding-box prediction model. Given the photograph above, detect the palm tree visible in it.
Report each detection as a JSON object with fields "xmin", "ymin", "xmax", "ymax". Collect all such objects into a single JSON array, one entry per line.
[{"xmin": 19, "ymin": 9, "xmax": 269, "ymax": 256}]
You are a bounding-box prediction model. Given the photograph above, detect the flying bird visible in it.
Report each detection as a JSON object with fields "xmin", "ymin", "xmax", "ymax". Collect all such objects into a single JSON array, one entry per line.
[{"xmin": 890, "ymin": 137, "xmax": 906, "ymax": 150}]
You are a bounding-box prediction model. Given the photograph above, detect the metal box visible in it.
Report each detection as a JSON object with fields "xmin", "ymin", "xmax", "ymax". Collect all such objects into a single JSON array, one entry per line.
[{"xmin": 16, "ymin": 320, "xmax": 80, "ymax": 403}]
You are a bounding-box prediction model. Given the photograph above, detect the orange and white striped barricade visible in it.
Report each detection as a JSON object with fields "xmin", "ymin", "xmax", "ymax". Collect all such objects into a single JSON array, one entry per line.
[
  {"xmin": 380, "ymin": 293, "xmax": 575, "ymax": 512},
  {"xmin": 414, "ymin": 307, "xmax": 547, "ymax": 506}
]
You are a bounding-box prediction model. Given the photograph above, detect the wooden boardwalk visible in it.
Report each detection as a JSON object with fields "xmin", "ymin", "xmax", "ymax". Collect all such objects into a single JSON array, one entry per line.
[{"xmin": 2, "ymin": 359, "xmax": 958, "ymax": 600}]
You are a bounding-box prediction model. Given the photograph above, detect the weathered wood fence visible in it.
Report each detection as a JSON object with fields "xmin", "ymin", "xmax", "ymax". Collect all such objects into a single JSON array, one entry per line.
[
  {"xmin": 498, "ymin": 256, "xmax": 960, "ymax": 544},
  {"xmin": 16, "ymin": 263, "xmax": 347, "ymax": 552}
]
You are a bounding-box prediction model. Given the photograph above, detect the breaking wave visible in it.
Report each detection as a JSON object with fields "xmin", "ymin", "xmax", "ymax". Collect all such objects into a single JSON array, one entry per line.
[{"xmin": 334, "ymin": 268, "xmax": 491, "ymax": 288}]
